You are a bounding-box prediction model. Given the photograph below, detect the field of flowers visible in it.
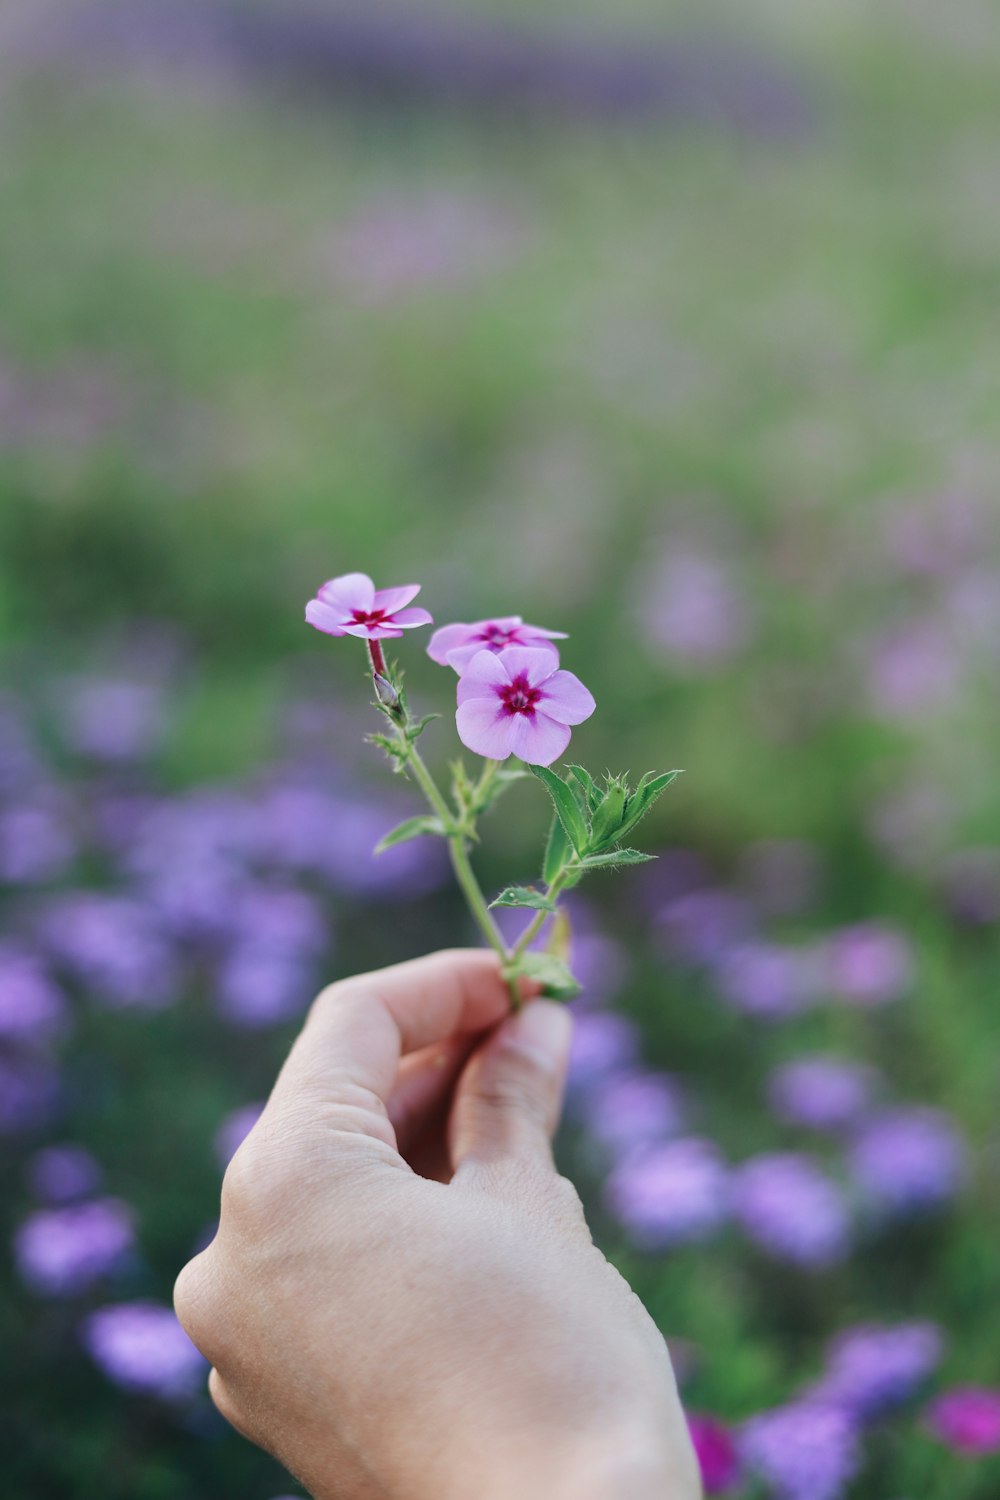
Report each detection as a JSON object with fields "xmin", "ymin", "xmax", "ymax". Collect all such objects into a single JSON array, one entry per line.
[{"xmin": 2, "ymin": 2, "xmax": 1000, "ymax": 1497}]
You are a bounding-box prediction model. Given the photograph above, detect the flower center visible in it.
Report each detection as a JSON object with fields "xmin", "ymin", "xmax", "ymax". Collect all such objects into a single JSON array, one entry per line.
[
  {"xmin": 499, "ymin": 674, "xmax": 540, "ymax": 716},
  {"xmin": 482, "ymin": 623, "xmax": 517, "ymax": 647},
  {"xmin": 352, "ymin": 608, "xmax": 387, "ymax": 626}
]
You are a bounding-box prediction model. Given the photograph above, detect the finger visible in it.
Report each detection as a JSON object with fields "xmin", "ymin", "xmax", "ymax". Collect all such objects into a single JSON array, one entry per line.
[
  {"xmin": 266, "ymin": 949, "xmax": 516, "ymax": 1128},
  {"xmin": 449, "ymin": 1000, "xmax": 572, "ymax": 1172},
  {"xmin": 388, "ymin": 1034, "xmax": 477, "ymax": 1156}
]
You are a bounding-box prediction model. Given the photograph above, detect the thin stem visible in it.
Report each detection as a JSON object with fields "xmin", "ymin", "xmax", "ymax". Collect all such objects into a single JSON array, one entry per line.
[
  {"xmin": 407, "ymin": 745, "xmax": 522, "ymax": 1010},
  {"xmin": 512, "ymin": 866, "xmax": 574, "ymax": 957},
  {"xmin": 367, "ymin": 639, "xmax": 387, "ymax": 677}
]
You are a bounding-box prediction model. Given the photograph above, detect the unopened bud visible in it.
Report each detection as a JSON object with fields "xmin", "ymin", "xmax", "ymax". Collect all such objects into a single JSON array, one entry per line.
[
  {"xmin": 373, "ymin": 673, "xmax": 401, "ymax": 711},
  {"xmin": 590, "ymin": 776, "xmax": 630, "ymax": 846}
]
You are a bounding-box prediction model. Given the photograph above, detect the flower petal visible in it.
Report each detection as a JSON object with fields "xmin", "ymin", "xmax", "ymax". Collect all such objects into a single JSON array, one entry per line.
[
  {"xmin": 457, "ymin": 650, "xmax": 513, "ymax": 702},
  {"xmin": 316, "ymin": 572, "xmax": 375, "ymax": 614},
  {"xmin": 522, "ymin": 623, "xmax": 568, "ymax": 641},
  {"xmin": 340, "ymin": 622, "xmax": 404, "ymax": 639},
  {"xmin": 305, "ymin": 600, "xmax": 349, "ymax": 636},
  {"xmin": 390, "ymin": 607, "xmax": 434, "ymax": 629},
  {"xmin": 495, "ymin": 646, "xmax": 561, "ymax": 688},
  {"xmin": 373, "ymin": 583, "xmax": 422, "ymax": 615},
  {"xmin": 507, "ymin": 711, "xmax": 571, "ymax": 767},
  {"xmin": 427, "ymin": 622, "xmax": 474, "ymax": 666},
  {"xmin": 456, "ymin": 699, "xmax": 516, "ymax": 760},
  {"xmin": 539, "ymin": 669, "xmax": 596, "ymax": 726}
]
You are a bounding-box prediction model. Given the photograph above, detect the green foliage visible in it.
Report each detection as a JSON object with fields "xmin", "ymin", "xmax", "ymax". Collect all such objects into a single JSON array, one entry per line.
[
  {"xmin": 490, "ymin": 884, "xmax": 556, "ymax": 911},
  {"xmin": 509, "ymin": 951, "xmax": 581, "ymax": 1000},
  {"xmin": 374, "ymin": 815, "xmax": 447, "ymax": 851}
]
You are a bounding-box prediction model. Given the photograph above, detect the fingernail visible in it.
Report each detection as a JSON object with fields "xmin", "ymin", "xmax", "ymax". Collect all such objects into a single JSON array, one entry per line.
[{"xmin": 497, "ymin": 1001, "xmax": 572, "ymax": 1072}]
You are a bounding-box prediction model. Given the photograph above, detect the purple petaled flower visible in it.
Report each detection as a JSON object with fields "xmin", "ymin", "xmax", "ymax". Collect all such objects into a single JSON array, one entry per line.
[
  {"xmin": 14, "ymin": 1198, "xmax": 134, "ymax": 1296},
  {"xmin": 714, "ymin": 941, "xmax": 825, "ymax": 1020},
  {"xmin": 214, "ymin": 1102, "xmax": 264, "ymax": 1168},
  {"xmin": 0, "ymin": 943, "xmax": 68, "ymax": 1044},
  {"xmin": 734, "ymin": 1153, "xmax": 851, "ymax": 1268},
  {"xmin": 603, "ymin": 1138, "xmax": 730, "ymax": 1249},
  {"xmin": 687, "ymin": 1414, "xmax": 741, "ymax": 1495},
  {"xmin": 455, "ymin": 646, "xmax": 595, "ymax": 766},
  {"xmin": 28, "ymin": 1144, "xmax": 103, "ymax": 1203},
  {"xmin": 62, "ymin": 676, "xmax": 166, "ymax": 762},
  {"xmin": 0, "ymin": 1055, "xmax": 61, "ymax": 1134},
  {"xmin": 826, "ymin": 922, "xmax": 914, "ymax": 1007},
  {"xmin": 567, "ymin": 1010, "xmax": 639, "ymax": 1091},
  {"xmin": 925, "ymin": 1387, "xmax": 1000, "ymax": 1456},
  {"xmin": 216, "ymin": 946, "xmax": 315, "ymax": 1028},
  {"xmin": 656, "ymin": 889, "xmax": 755, "ymax": 966},
  {"xmin": 82, "ymin": 1301, "xmax": 207, "ymax": 1399},
  {"xmin": 0, "ymin": 796, "xmax": 76, "ymax": 884},
  {"xmin": 427, "ymin": 615, "xmax": 566, "ymax": 674},
  {"xmin": 40, "ymin": 893, "xmax": 179, "ymax": 1010},
  {"xmin": 586, "ymin": 1069, "xmax": 685, "ymax": 1154},
  {"xmin": 815, "ymin": 1322, "xmax": 944, "ymax": 1419},
  {"xmin": 740, "ymin": 1402, "xmax": 859, "ymax": 1500},
  {"xmin": 848, "ymin": 1108, "xmax": 968, "ymax": 1218},
  {"xmin": 305, "ymin": 573, "xmax": 432, "ymax": 641},
  {"xmin": 768, "ymin": 1056, "xmax": 877, "ymax": 1133}
]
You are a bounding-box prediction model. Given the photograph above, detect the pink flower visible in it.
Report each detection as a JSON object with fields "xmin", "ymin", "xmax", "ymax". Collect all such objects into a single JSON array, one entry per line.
[
  {"xmin": 428, "ymin": 616, "xmax": 566, "ymax": 674},
  {"xmin": 926, "ymin": 1388, "xmax": 1000, "ymax": 1455},
  {"xmin": 687, "ymin": 1414, "xmax": 741, "ymax": 1495},
  {"xmin": 455, "ymin": 647, "xmax": 595, "ymax": 766},
  {"xmin": 305, "ymin": 573, "xmax": 432, "ymax": 640}
]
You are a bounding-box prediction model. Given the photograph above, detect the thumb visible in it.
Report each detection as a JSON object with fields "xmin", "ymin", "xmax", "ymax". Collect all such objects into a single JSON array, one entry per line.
[{"xmin": 449, "ymin": 999, "xmax": 572, "ymax": 1173}]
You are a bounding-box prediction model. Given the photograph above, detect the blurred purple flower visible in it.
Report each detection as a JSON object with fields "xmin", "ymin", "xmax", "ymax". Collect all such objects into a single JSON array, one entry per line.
[
  {"xmin": 734, "ymin": 1153, "xmax": 851, "ymax": 1268},
  {"xmin": 229, "ymin": 883, "xmax": 328, "ymax": 957},
  {"xmin": 604, "ymin": 1138, "xmax": 730, "ymax": 1249},
  {"xmin": 213, "ymin": 1102, "xmax": 264, "ymax": 1168},
  {"xmin": 687, "ymin": 1413, "xmax": 741, "ymax": 1494},
  {"xmin": 768, "ymin": 1056, "xmax": 877, "ymax": 1133},
  {"xmin": 0, "ymin": 796, "xmax": 75, "ymax": 884},
  {"xmin": 740, "ymin": 839, "xmax": 823, "ymax": 918},
  {"xmin": 0, "ymin": 943, "xmax": 68, "ymax": 1044},
  {"xmin": 28, "ymin": 1143, "xmax": 103, "ymax": 1203},
  {"xmin": 61, "ymin": 676, "xmax": 166, "ymax": 762},
  {"xmin": 925, "ymin": 1387, "xmax": 1000, "ymax": 1456},
  {"xmin": 815, "ymin": 1322, "xmax": 943, "ymax": 1419},
  {"xmin": 826, "ymin": 922, "xmax": 914, "ymax": 1007},
  {"xmin": 740, "ymin": 1402, "xmax": 859, "ymax": 1500},
  {"xmin": 866, "ymin": 622, "xmax": 962, "ymax": 721},
  {"xmin": 216, "ymin": 946, "xmax": 316, "ymax": 1028},
  {"xmin": 41, "ymin": 893, "xmax": 179, "ymax": 1010},
  {"xmin": 566, "ymin": 1010, "xmax": 639, "ymax": 1092},
  {"xmin": 636, "ymin": 548, "xmax": 752, "ymax": 670},
  {"xmin": 0, "ymin": 1055, "xmax": 60, "ymax": 1134},
  {"xmin": 714, "ymin": 941, "xmax": 825, "ymax": 1020},
  {"xmin": 0, "ymin": 697, "xmax": 43, "ymax": 793},
  {"xmin": 14, "ymin": 1198, "xmax": 134, "ymax": 1296},
  {"xmin": 848, "ymin": 1108, "xmax": 968, "ymax": 1218},
  {"xmin": 656, "ymin": 889, "xmax": 755, "ymax": 966},
  {"xmin": 82, "ymin": 1301, "xmax": 207, "ymax": 1399},
  {"xmin": 586, "ymin": 1068, "xmax": 686, "ymax": 1154}
]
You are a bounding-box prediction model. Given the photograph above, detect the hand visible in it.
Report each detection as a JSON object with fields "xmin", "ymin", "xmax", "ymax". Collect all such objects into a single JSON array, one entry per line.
[{"xmin": 174, "ymin": 950, "xmax": 700, "ymax": 1500}]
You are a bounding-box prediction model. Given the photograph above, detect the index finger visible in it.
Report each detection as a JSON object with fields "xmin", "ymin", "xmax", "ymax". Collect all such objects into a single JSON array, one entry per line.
[{"xmin": 268, "ymin": 949, "xmax": 519, "ymax": 1117}]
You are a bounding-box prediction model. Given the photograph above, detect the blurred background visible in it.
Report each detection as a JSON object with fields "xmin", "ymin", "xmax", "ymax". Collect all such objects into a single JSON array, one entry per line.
[{"xmin": 2, "ymin": 0, "xmax": 1000, "ymax": 1495}]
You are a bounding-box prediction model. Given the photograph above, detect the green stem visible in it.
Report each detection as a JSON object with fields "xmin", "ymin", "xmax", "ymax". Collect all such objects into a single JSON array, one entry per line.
[
  {"xmin": 406, "ymin": 745, "xmax": 522, "ymax": 1010},
  {"xmin": 511, "ymin": 865, "xmax": 575, "ymax": 957}
]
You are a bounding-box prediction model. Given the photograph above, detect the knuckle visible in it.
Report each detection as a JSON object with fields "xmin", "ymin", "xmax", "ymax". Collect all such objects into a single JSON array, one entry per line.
[{"xmin": 173, "ymin": 1249, "xmax": 224, "ymax": 1356}]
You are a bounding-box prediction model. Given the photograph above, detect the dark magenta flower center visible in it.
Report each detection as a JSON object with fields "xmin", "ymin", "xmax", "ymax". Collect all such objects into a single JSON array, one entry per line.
[
  {"xmin": 352, "ymin": 608, "xmax": 387, "ymax": 626},
  {"xmin": 498, "ymin": 674, "xmax": 541, "ymax": 717},
  {"xmin": 482, "ymin": 623, "xmax": 518, "ymax": 647}
]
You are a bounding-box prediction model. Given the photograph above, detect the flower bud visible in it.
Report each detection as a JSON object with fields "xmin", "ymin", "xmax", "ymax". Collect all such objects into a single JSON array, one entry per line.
[
  {"xmin": 373, "ymin": 673, "xmax": 401, "ymax": 712},
  {"xmin": 590, "ymin": 776, "xmax": 630, "ymax": 847}
]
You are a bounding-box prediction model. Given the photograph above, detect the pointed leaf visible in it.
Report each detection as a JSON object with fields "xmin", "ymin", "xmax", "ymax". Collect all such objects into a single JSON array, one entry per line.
[
  {"xmin": 528, "ymin": 765, "xmax": 588, "ymax": 854},
  {"xmin": 489, "ymin": 885, "xmax": 556, "ymax": 912},
  {"xmin": 580, "ymin": 848, "xmax": 657, "ymax": 869},
  {"xmin": 512, "ymin": 951, "xmax": 581, "ymax": 1000},
  {"xmin": 374, "ymin": 815, "xmax": 446, "ymax": 852},
  {"xmin": 542, "ymin": 813, "xmax": 570, "ymax": 885},
  {"xmin": 566, "ymin": 764, "xmax": 600, "ymax": 809},
  {"xmin": 617, "ymin": 770, "xmax": 682, "ymax": 839}
]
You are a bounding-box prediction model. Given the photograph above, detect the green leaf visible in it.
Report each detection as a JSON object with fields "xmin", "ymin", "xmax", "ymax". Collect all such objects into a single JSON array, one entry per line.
[
  {"xmin": 580, "ymin": 848, "xmax": 657, "ymax": 869},
  {"xmin": 511, "ymin": 951, "xmax": 581, "ymax": 1000},
  {"xmin": 528, "ymin": 765, "xmax": 588, "ymax": 854},
  {"xmin": 588, "ymin": 775, "xmax": 630, "ymax": 848},
  {"xmin": 542, "ymin": 812, "xmax": 570, "ymax": 884},
  {"xmin": 566, "ymin": 764, "xmax": 601, "ymax": 812},
  {"xmin": 406, "ymin": 713, "xmax": 439, "ymax": 742},
  {"xmin": 374, "ymin": 815, "xmax": 446, "ymax": 852},
  {"xmin": 489, "ymin": 885, "xmax": 556, "ymax": 912},
  {"xmin": 617, "ymin": 770, "xmax": 682, "ymax": 839}
]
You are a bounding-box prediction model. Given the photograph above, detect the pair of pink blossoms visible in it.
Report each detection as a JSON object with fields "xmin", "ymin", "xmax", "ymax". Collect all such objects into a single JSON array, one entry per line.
[{"xmin": 305, "ymin": 572, "xmax": 595, "ymax": 766}]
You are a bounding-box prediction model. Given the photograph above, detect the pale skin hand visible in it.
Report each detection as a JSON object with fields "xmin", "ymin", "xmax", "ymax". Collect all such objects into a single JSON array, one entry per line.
[{"xmin": 174, "ymin": 950, "xmax": 701, "ymax": 1500}]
